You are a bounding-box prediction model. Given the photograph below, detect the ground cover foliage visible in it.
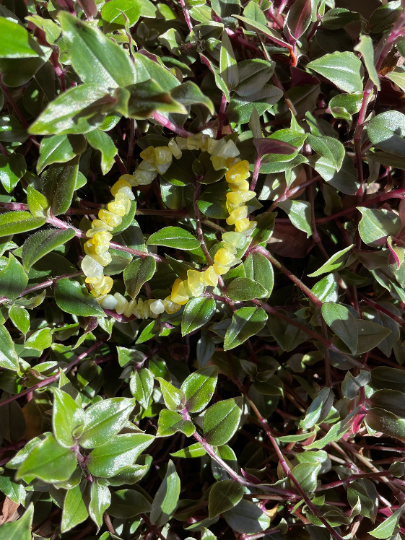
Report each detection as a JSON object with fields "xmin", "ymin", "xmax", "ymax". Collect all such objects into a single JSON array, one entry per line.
[{"xmin": 2, "ymin": 0, "xmax": 405, "ymax": 539}]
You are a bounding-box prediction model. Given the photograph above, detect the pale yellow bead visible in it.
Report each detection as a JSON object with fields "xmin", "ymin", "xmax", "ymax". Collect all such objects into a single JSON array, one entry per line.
[
  {"xmin": 214, "ymin": 248, "xmax": 235, "ymax": 267},
  {"xmin": 203, "ymin": 266, "xmax": 218, "ymax": 287},
  {"xmin": 163, "ymin": 296, "xmax": 181, "ymax": 314},
  {"xmin": 226, "ymin": 205, "xmax": 248, "ymax": 225},
  {"xmin": 207, "ymin": 138, "xmax": 218, "ymax": 154},
  {"xmin": 187, "ymin": 269, "xmax": 204, "ymax": 297},
  {"xmin": 230, "ymin": 180, "xmax": 250, "ymax": 192},
  {"xmin": 82, "ymin": 255, "xmax": 103, "ymax": 278},
  {"xmin": 211, "ymin": 139, "xmax": 226, "ymax": 157},
  {"xmin": 187, "ymin": 134, "xmax": 201, "ymax": 151},
  {"xmin": 217, "ymin": 140, "xmax": 240, "ymax": 159},
  {"xmin": 234, "ymin": 218, "xmax": 250, "ymax": 232},
  {"xmin": 222, "ymin": 231, "xmax": 247, "ymax": 249},
  {"xmin": 154, "ymin": 146, "xmax": 172, "ymax": 165},
  {"xmin": 133, "ymin": 169, "xmax": 155, "ymax": 185},
  {"xmin": 168, "ymin": 139, "xmax": 182, "ymax": 159},
  {"xmin": 226, "ymin": 160, "xmax": 250, "ymax": 183},
  {"xmin": 118, "ymin": 174, "xmax": 138, "ymax": 187},
  {"xmin": 111, "ymin": 178, "xmax": 134, "ymax": 199},
  {"xmin": 91, "ymin": 251, "xmax": 112, "ymax": 267},
  {"xmin": 200, "ymin": 134, "xmax": 209, "ymax": 153},
  {"xmin": 211, "ymin": 156, "xmax": 227, "ymax": 171},
  {"xmin": 150, "ymin": 299, "xmax": 165, "ymax": 315},
  {"xmin": 114, "ymin": 292, "xmax": 128, "ymax": 315},
  {"xmin": 89, "ymin": 219, "xmax": 114, "ymax": 233},
  {"xmin": 170, "ymin": 278, "xmax": 189, "ymax": 305},
  {"xmin": 140, "ymin": 146, "xmax": 155, "ymax": 163},
  {"xmin": 213, "ymin": 263, "xmax": 229, "ymax": 275},
  {"xmin": 92, "ymin": 231, "xmax": 112, "ymax": 246},
  {"xmin": 176, "ymin": 137, "xmax": 188, "ymax": 150},
  {"xmin": 98, "ymin": 208, "xmax": 122, "ymax": 228},
  {"xmin": 100, "ymin": 294, "xmax": 117, "ymax": 310}
]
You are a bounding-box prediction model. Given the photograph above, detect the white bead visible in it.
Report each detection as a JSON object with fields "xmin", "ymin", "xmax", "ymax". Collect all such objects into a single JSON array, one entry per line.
[
  {"xmin": 114, "ymin": 292, "xmax": 128, "ymax": 315},
  {"xmin": 100, "ymin": 294, "xmax": 118, "ymax": 309},
  {"xmin": 81, "ymin": 255, "xmax": 103, "ymax": 278},
  {"xmin": 150, "ymin": 299, "xmax": 165, "ymax": 315}
]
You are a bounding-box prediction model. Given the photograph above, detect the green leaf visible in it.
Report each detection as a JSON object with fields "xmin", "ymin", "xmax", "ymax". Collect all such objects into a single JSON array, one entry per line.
[
  {"xmin": 52, "ymin": 388, "xmax": 85, "ymax": 448},
  {"xmin": 355, "ymin": 320, "xmax": 391, "ymax": 354},
  {"xmin": 37, "ymin": 134, "xmax": 87, "ymax": 174},
  {"xmin": 243, "ymin": 252, "xmax": 274, "ymax": 297},
  {"xmin": 170, "ymin": 442, "xmax": 207, "ymax": 458},
  {"xmin": 226, "ymin": 277, "xmax": 267, "ymax": 302},
  {"xmin": 9, "ymin": 305, "xmax": 30, "ymax": 335},
  {"xmin": 89, "ymin": 481, "xmax": 111, "ymax": 530},
  {"xmin": 386, "ymin": 67, "xmax": 405, "ymax": 92},
  {"xmin": 300, "ymin": 388, "xmax": 334, "ymax": 429},
  {"xmin": 0, "ymin": 325, "xmax": 19, "ymax": 371},
  {"xmin": 41, "ymin": 157, "xmax": 79, "ymax": 216},
  {"xmin": 109, "ymin": 489, "xmax": 152, "ymax": 518},
  {"xmin": 58, "ymin": 12, "xmax": 136, "ymax": 88},
  {"xmin": 322, "ymin": 8, "xmax": 360, "ymax": 29},
  {"xmin": 369, "ymin": 505, "xmax": 403, "ymax": 538},
  {"xmin": 102, "ymin": 0, "xmax": 141, "ymax": 26},
  {"xmin": 322, "ymin": 302, "xmax": 358, "ymax": 354},
  {"xmin": 311, "ymin": 153, "xmax": 359, "ymax": 195},
  {"xmin": 307, "ymin": 133, "xmax": 345, "ymax": 170},
  {"xmin": 87, "ymin": 433, "xmax": 154, "ymax": 477},
  {"xmin": 342, "ymin": 370, "xmax": 371, "ymax": 400},
  {"xmin": 367, "ymin": 111, "xmax": 405, "ymax": 158},
  {"xmin": 181, "ymin": 366, "xmax": 218, "ymax": 413},
  {"xmin": 308, "ymin": 244, "xmax": 353, "ymax": 277},
  {"xmin": 27, "ymin": 185, "xmax": 48, "ymax": 217},
  {"xmin": 0, "ymin": 153, "xmax": 26, "ymax": 193},
  {"xmin": 124, "ymin": 256, "xmax": 156, "ymax": 298},
  {"xmin": 358, "ymin": 207, "xmax": 401, "ymax": 247},
  {"xmin": 25, "ymin": 327, "xmax": 52, "ymax": 351},
  {"xmin": 55, "ymin": 278, "xmax": 105, "ymax": 318},
  {"xmin": 16, "ymin": 433, "xmax": 77, "ymax": 482},
  {"xmin": 369, "ymin": 389, "xmax": 405, "ymax": 418},
  {"xmin": 79, "ymin": 397, "xmax": 135, "ymax": 448},
  {"xmin": 125, "ymin": 80, "xmax": 187, "ymax": 118},
  {"xmin": 286, "ymin": 0, "xmax": 312, "ymax": 39},
  {"xmin": 147, "ymin": 226, "xmax": 200, "ymax": 250},
  {"xmin": 0, "ymin": 504, "xmax": 33, "ymax": 540},
  {"xmin": 223, "ymin": 499, "xmax": 270, "ymax": 534},
  {"xmin": 0, "ymin": 211, "xmax": 46, "ymax": 238},
  {"xmin": 329, "ymin": 92, "xmax": 363, "ymax": 122},
  {"xmin": 354, "ymin": 35, "xmax": 380, "ymax": 90},
  {"xmin": 157, "ymin": 378, "xmax": 185, "ymax": 411},
  {"xmin": 307, "ymin": 52, "xmax": 363, "ymax": 93},
  {"xmin": 130, "ymin": 368, "xmax": 154, "ymax": 409},
  {"xmin": 157, "ymin": 409, "xmax": 195, "ymax": 437},
  {"xmin": 86, "ymin": 129, "xmax": 117, "ymax": 174},
  {"xmin": 0, "ymin": 253, "xmax": 28, "ymax": 300},
  {"xmin": 235, "ymin": 15, "xmax": 290, "ymax": 50},
  {"xmin": 305, "ymin": 408, "xmax": 359, "ymax": 449},
  {"xmin": 182, "ymin": 297, "xmax": 215, "ymax": 336},
  {"xmin": 61, "ymin": 482, "xmax": 89, "ymax": 533},
  {"xmin": 234, "ymin": 59, "xmax": 274, "ymax": 97},
  {"xmin": 29, "ymin": 84, "xmax": 109, "ymax": 136},
  {"xmin": 292, "ymin": 462, "xmax": 321, "ymax": 493},
  {"xmin": 203, "ymin": 397, "xmax": 243, "ymax": 446},
  {"xmin": 22, "ymin": 228, "xmax": 75, "ymax": 271},
  {"xmin": 171, "ymin": 81, "xmax": 214, "ymax": 115},
  {"xmin": 278, "ymin": 200, "xmax": 312, "ymax": 237},
  {"xmin": 369, "ymin": 0, "xmax": 401, "ymax": 34},
  {"xmin": 0, "ymin": 116, "xmax": 27, "ymax": 143},
  {"xmin": 224, "ymin": 307, "xmax": 267, "ymax": 350},
  {"xmin": 0, "ymin": 18, "xmax": 44, "ymax": 59},
  {"xmin": 150, "ymin": 460, "xmax": 181, "ymax": 526},
  {"xmin": 209, "ymin": 480, "xmax": 243, "ymax": 518},
  {"xmin": 220, "ymin": 30, "xmax": 239, "ymax": 91},
  {"xmin": 367, "ymin": 407, "xmax": 405, "ymax": 441}
]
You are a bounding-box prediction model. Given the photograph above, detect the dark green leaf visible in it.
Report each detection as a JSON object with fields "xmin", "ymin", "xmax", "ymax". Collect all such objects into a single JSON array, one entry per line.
[
  {"xmin": 41, "ymin": 157, "xmax": 79, "ymax": 216},
  {"xmin": 22, "ymin": 228, "xmax": 75, "ymax": 271},
  {"xmin": 203, "ymin": 397, "xmax": 242, "ymax": 446},
  {"xmin": 124, "ymin": 256, "xmax": 156, "ymax": 298},
  {"xmin": 182, "ymin": 297, "xmax": 215, "ymax": 336},
  {"xmin": 0, "ymin": 211, "xmax": 46, "ymax": 238},
  {"xmin": 209, "ymin": 480, "xmax": 243, "ymax": 518},
  {"xmin": 226, "ymin": 278, "xmax": 267, "ymax": 302},
  {"xmin": 55, "ymin": 278, "xmax": 105, "ymax": 318},
  {"xmin": 224, "ymin": 307, "xmax": 267, "ymax": 350},
  {"xmin": 147, "ymin": 227, "xmax": 200, "ymax": 250},
  {"xmin": 181, "ymin": 366, "xmax": 218, "ymax": 413},
  {"xmin": 150, "ymin": 460, "xmax": 180, "ymax": 526}
]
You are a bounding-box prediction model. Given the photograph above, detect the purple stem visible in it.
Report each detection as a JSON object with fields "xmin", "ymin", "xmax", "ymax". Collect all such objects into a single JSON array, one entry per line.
[{"xmin": 151, "ymin": 112, "xmax": 193, "ymax": 138}]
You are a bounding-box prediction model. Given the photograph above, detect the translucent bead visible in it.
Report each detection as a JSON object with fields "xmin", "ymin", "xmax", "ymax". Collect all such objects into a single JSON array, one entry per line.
[
  {"xmin": 176, "ymin": 137, "xmax": 188, "ymax": 150},
  {"xmin": 82, "ymin": 255, "xmax": 103, "ymax": 278},
  {"xmin": 89, "ymin": 219, "xmax": 114, "ymax": 233},
  {"xmin": 221, "ymin": 140, "xmax": 240, "ymax": 158},
  {"xmin": 226, "ymin": 157, "xmax": 240, "ymax": 168},
  {"xmin": 170, "ymin": 278, "xmax": 189, "ymax": 305},
  {"xmin": 85, "ymin": 276, "xmax": 103, "ymax": 285},
  {"xmin": 95, "ymin": 276, "xmax": 113, "ymax": 296},
  {"xmin": 154, "ymin": 146, "xmax": 172, "ymax": 165},
  {"xmin": 211, "ymin": 139, "xmax": 226, "ymax": 157},
  {"xmin": 187, "ymin": 270, "xmax": 204, "ymax": 297},
  {"xmin": 156, "ymin": 162, "xmax": 171, "ymax": 175},
  {"xmin": 222, "ymin": 243, "xmax": 237, "ymax": 254},
  {"xmin": 123, "ymin": 300, "xmax": 134, "ymax": 318},
  {"xmin": 119, "ymin": 174, "xmax": 138, "ymax": 187},
  {"xmin": 84, "ymin": 240, "xmax": 109, "ymax": 256},
  {"xmin": 200, "ymin": 134, "xmax": 209, "ymax": 153},
  {"xmin": 222, "ymin": 231, "xmax": 247, "ymax": 249},
  {"xmin": 229, "ymin": 180, "xmax": 250, "ymax": 192},
  {"xmin": 140, "ymin": 146, "xmax": 155, "ymax": 163},
  {"xmin": 226, "ymin": 191, "xmax": 256, "ymax": 206},
  {"xmin": 92, "ymin": 231, "xmax": 112, "ymax": 246},
  {"xmin": 242, "ymin": 220, "xmax": 258, "ymax": 236},
  {"xmin": 150, "ymin": 299, "xmax": 165, "ymax": 315},
  {"xmin": 226, "ymin": 160, "xmax": 250, "ymax": 183},
  {"xmin": 207, "ymin": 138, "xmax": 218, "ymax": 154},
  {"xmin": 133, "ymin": 169, "xmax": 155, "ymax": 185},
  {"xmin": 114, "ymin": 292, "xmax": 128, "ymax": 315},
  {"xmin": 100, "ymin": 294, "xmax": 118, "ymax": 310},
  {"xmin": 227, "ymin": 205, "xmax": 248, "ymax": 225},
  {"xmin": 92, "ymin": 251, "xmax": 112, "ymax": 267},
  {"xmin": 98, "ymin": 209, "xmax": 123, "ymax": 228},
  {"xmin": 111, "ymin": 178, "xmax": 134, "ymax": 199},
  {"xmin": 108, "ymin": 193, "xmax": 131, "ymax": 217},
  {"xmin": 234, "ymin": 218, "xmax": 251, "ymax": 232},
  {"xmin": 187, "ymin": 134, "xmax": 201, "ymax": 151},
  {"xmin": 214, "ymin": 248, "xmax": 235, "ymax": 267},
  {"xmin": 213, "ymin": 263, "xmax": 229, "ymax": 275},
  {"xmin": 163, "ymin": 296, "xmax": 181, "ymax": 314},
  {"xmin": 140, "ymin": 298, "xmax": 151, "ymax": 318},
  {"xmin": 168, "ymin": 139, "xmax": 182, "ymax": 159},
  {"xmin": 211, "ymin": 156, "xmax": 227, "ymax": 171},
  {"xmin": 203, "ymin": 266, "xmax": 218, "ymax": 287},
  {"xmin": 138, "ymin": 160, "xmax": 157, "ymax": 172}
]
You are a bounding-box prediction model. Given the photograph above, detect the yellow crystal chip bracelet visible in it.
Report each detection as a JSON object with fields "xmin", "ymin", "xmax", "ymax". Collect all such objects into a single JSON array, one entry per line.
[{"xmin": 80, "ymin": 134, "xmax": 257, "ymax": 319}]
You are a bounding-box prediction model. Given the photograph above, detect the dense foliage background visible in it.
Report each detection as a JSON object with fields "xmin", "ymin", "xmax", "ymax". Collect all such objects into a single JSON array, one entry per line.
[{"xmin": 2, "ymin": 0, "xmax": 405, "ymax": 538}]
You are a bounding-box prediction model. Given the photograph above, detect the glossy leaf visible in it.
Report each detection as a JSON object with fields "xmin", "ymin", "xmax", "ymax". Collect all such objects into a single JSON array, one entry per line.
[
  {"xmin": 22, "ymin": 228, "xmax": 75, "ymax": 271},
  {"xmin": 150, "ymin": 460, "xmax": 180, "ymax": 526},
  {"xmin": 61, "ymin": 482, "xmax": 89, "ymax": 533},
  {"xmin": 182, "ymin": 297, "xmax": 215, "ymax": 336},
  {"xmin": 0, "ymin": 253, "xmax": 28, "ymax": 300},
  {"xmin": 223, "ymin": 499, "xmax": 270, "ymax": 534},
  {"xmin": 181, "ymin": 366, "xmax": 218, "ymax": 413},
  {"xmin": 203, "ymin": 398, "xmax": 243, "ymax": 446},
  {"xmin": 87, "ymin": 129, "xmax": 117, "ymax": 174},
  {"xmin": 124, "ymin": 256, "xmax": 156, "ymax": 298},
  {"xmin": 157, "ymin": 409, "xmax": 195, "ymax": 437},
  {"xmin": 358, "ymin": 207, "xmax": 401, "ymax": 247},
  {"xmin": 224, "ymin": 307, "xmax": 267, "ymax": 350},
  {"xmin": 0, "ymin": 153, "xmax": 26, "ymax": 193},
  {"xmin": 0, "ymin": 325, "xmax": 19, "ymax": 371},
  {"xmin": 226, "ymin": 277, "xmax": 267, "ymax": 302},
  {"xmin": 307, "ymin": 52, "xmax": 363, "ymax": 93},
  {"xmin": 0, "ymin": 18, "xmax": 44, "ymax": 59},
  {"xmin": 52, "ymin": 388, "xmax": 85, "ymax": 448},
  {"xmin": 209, "ymin": 480, "xmax": 243, "ymax": 518},
  {"xmin": 0, "ymin": 504, "xmax": 33, "ymax": 540},
  {"xmin": 322, "ymin": 302, "xmax": 357, "ymax": 354},
  {"xmin": 0, "ymin": 211, "xmax": 46, "ymax": 238},
  {"xmin": 55, "ymin": 278, "xmax": 105, "ymax": 318},
  {"xmin": 41, "ymin": 157, "xmax": 79, "ymax": 216},
  {"xmin": 147, "ymin": 226, "xmax": 200, "ymax": 250},
  {"xmin": 37, "ymin": 134, "xmax": 87, "ymax": 173}
]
